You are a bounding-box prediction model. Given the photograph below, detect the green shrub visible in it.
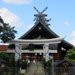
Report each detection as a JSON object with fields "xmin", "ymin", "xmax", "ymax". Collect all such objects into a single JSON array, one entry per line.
[
  {"xmin": 41, "ymin": 58, "xmax": 52, "ymax": 75},
  {"xmin": 20, "ymin": 60, "xmax": 28, "ymax": 69},
  {"xmin": 66, "ymin": 48, "xmax": 75, "ymax": 60}
]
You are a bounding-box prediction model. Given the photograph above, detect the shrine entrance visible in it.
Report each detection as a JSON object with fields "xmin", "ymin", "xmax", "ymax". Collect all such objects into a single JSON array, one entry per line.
[
  {"xmin": 22, "ymin": 53, "xmax": 43, "ymax": 61},
  {"xmin": 9, "ymin": 37, "xmax": 63, "ymax": 62}
]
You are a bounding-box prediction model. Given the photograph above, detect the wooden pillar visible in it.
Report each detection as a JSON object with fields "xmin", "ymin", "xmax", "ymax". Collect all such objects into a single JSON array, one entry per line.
[
  {"xmin": 57, "ymin": 43, "xmax": 62, "ymax": 60},
  {"xmin": 19, "ymin": 44, "xmax": 22, "ymax": 59},
  {"xmin": 43, "ymin": 43, "xmax": 49, "ymax": 61},
  {"xmin": 15, "ymin": 43, "xmax": 21, "ymax": 61},
  {"xmin": 15, "ymin": 43, "xmax": 21, "ymax": 75}
]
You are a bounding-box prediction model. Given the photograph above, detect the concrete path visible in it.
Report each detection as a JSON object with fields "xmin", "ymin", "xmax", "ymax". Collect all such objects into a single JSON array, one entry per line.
[{"xmin": 25, "ymin": 61, "xmax": 45, "ymax": 75}]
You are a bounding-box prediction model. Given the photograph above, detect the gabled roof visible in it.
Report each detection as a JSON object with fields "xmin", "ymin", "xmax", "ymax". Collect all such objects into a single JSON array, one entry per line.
[
  {"xmin": 19, "ymin": 21, "xmax": 73, "ymax": 49},
  {"xmin": 20, "ymin": 20, "xmax": 58, "ymax": 39},
  {"xmin": 19, "ymin": 8, "xmax": 73, "ymax": 49},
  {"xmin": 56, "ymin": 59, "xmax": 73, "ymax": 67}
]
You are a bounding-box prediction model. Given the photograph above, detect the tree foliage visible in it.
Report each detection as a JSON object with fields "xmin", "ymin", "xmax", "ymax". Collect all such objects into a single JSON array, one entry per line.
[
  {"xmin": 0, "ymin": 52, "xmax": 9, "ymax": 61},
  {"xmin": 0, "ymin": 16, "xmax": 17, "ymax": 43},
  {"xmin": 66, "ymin": 47, "xmax": 75, "ymax": 60},
  {"xmin": 20, "ymin": 60, "xmax": 28, "ymax": 69},
  {"xmin": 0, "ymin": 52, "xmax": 15, "ymax": 66},
  {"xmin": 41, "ymin": 58, "xmax": 52, "ymax": 75}
]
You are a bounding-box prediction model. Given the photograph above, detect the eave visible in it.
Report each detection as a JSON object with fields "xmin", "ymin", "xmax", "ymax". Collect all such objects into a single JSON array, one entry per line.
[{"xmin": 19, "ymin": 21, "xmax": 74, "ymax": 49}]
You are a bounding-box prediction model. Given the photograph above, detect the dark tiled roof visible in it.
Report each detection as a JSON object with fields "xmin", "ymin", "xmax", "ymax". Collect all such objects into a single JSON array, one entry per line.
[
  {"xmin": 56, "ymin": 59, "xmax": 73, "ymax": 67},
  {"xmin": 19, "ymin": 21, "xmax": 73, "ymax": 49}
]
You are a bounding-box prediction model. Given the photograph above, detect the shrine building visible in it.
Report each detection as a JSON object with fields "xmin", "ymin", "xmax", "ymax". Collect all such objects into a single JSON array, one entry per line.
[{"xmin": 3, "ymin": 7, "xmax": 74, "ymax": 61}]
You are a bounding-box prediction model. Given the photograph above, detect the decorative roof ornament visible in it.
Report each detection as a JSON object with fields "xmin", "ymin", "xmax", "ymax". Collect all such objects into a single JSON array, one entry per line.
[{"xmin": 34, "ymin": 6, "xmax": 51, "ymax": 26}]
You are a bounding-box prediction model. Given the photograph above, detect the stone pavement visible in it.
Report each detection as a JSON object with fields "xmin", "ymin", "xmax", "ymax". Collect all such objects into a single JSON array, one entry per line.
[{"xmin": 25, "ymin": 61, "xmax": 45, "ymax": 75}]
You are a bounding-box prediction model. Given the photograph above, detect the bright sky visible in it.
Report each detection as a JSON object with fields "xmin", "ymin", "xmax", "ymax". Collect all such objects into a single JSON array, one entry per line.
[{"xmin": 0, "ymin": 0, "xmax": 75, "ymax": 46}]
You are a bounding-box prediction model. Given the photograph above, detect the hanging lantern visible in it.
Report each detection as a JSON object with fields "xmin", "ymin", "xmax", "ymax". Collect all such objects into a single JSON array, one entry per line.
[
  {"xmin": 35, "ymin": 53, "xmax": 37, "ymax": 55},
  {"xmin": 40, "ymin": 53, "xmax": 42, "ymax": 55}
]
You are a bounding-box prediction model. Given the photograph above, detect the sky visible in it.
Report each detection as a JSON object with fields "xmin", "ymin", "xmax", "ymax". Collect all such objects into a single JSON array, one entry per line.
[{"xmin": 0, "ymin": 0, "xmax": 75, "ymax": 46}]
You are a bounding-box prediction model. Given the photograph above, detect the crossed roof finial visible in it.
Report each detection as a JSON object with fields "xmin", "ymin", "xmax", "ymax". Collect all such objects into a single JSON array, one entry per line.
[
  {"xmin": 34, "ymin": 6, "xmax": 51, "ymax": 26},
  {"xmin": 34, "ymin": 6, "xmax": 48, "ymax": 14}
]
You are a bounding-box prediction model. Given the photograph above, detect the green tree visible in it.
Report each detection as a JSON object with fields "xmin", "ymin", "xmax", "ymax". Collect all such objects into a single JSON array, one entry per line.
[
  {"xmin": 0, "ymin": 52, "xmax": 15, "ymax": 75},
  {"xmin": 0, "ymin": 52, "xmax": 9, "ymax": 61},
  {"xmin": 20, "ymin": 60, "xmax": 28, "ymax": 69},
  {"xmin": 66, "ymin": 47, "xmax": 75, "ymax": 60},
  {"xmin": 0, "ymin": 16, "xmax": 17, "ymax": 43},
  {"xmin": 41, "ymin": 58, "xmax": 52, "ymax": 75},
  {"xmin": 0, "ymin": 52, "xmax": 15, "ymax": 66}
]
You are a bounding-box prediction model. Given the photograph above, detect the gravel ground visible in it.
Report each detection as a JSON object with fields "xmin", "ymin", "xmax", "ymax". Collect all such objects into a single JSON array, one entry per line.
[{"xmin": 25, "ymin": 61, "xmax": 45, "ymax": 75}]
